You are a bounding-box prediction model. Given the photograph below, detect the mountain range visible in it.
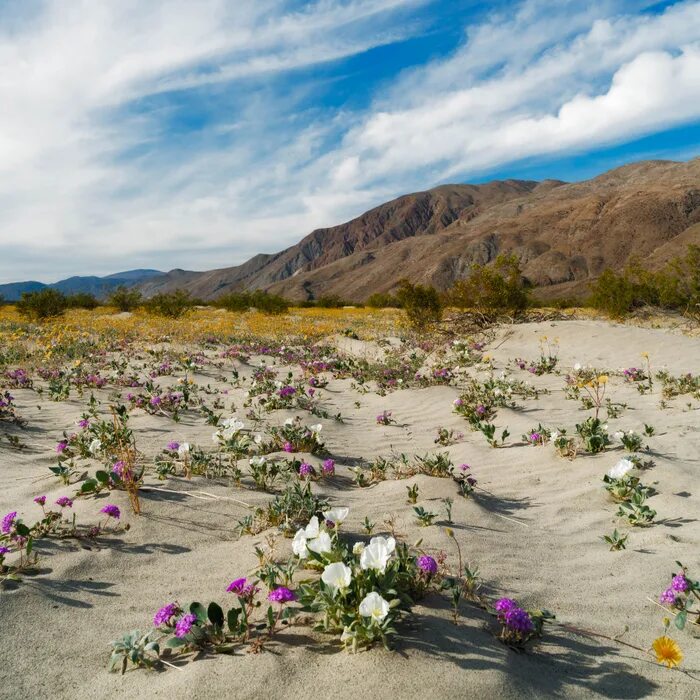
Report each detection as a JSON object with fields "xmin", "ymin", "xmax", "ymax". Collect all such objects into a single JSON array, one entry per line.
[
  {"xmin": 0, "ymin": 270, "xmax": 163, "ymax": 301},
  {"xmin": 139, "ymin": 158, "xmax": 700, "ymax": 302},
  {"xmin": 4, "ymin": 158, "xmax": 699, "ymax": 303}
]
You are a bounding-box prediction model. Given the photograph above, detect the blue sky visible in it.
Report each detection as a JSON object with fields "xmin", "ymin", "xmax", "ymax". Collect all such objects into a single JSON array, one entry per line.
[{"xmin": 0, "ymin": 0, "xmax": 699, "ymax": 283}]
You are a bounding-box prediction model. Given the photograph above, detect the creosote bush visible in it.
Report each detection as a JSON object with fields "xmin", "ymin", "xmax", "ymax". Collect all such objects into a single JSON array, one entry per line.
[
  {"xmin": 146, "ymin": 290, "xmax": 194, "ymax": 318},
  {"xmin": 215, "ymin": 290, "xmax": 290, "ymax": 315},
  {"xmin": 395, "ymin": 279, "xmax": 442, "ymax": 331},
  {"xmin": 109, "ymin": 286, "xmax": 143, "ymax": 312},
  {"xmin": 16, "ymin": 288, "xmax": 68, "ymax": 320},
  {"xmin": 448, "ymin": 254, "xmax": 530, "ymax": 317}
]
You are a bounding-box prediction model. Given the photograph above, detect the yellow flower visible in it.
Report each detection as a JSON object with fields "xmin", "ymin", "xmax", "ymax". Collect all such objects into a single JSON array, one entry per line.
[
  {"xmin": 652, "ymin": 636, "xmax": 683, "ymax": 669},
  {"xmin": 641, "ymin": 351, "xmax": 649, "ymax": 359},
  {"xmin": 596, "ymin": 375, "xmax": 608, "ymax": 384}
]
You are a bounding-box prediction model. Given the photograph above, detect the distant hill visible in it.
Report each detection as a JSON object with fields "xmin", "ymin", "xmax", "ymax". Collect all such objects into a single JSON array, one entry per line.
[
  {"xmin": 139, "ymin": 158, "xmax": 700, "ymax": 302},
  {"xmin": 0, "ymin": 269, "xmax": 163, "ymax": 301}
]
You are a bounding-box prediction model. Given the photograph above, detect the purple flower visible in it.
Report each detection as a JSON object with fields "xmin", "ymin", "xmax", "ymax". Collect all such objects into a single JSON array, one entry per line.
[
  {"xmin": 476, "ymin": 405, "xmax": 486, "ymax": 415},
  {"xmin": 150, "ymin": 396, "xmax": 162, "ymax": 406},
  {"xmin": 299, "ymin": 462, "xmax": 313, "ymax": 478},
  {"xmin": 283, "ymin": 441, "xmax": 294, "ymax": 453},
  {"xmin": 417, "ymin": 555, "xmax": 438, "ymax": 576},
  {"xmin": 504, "ymin": 607, "xmax": 534, "ymax": 633},
  {"xmin": 1, "ymin": 511, "xmax": 17, "ymax": 534},
  {"xmin": 459, "ymin": 464, "xmax": 471, "ymax": 472},
  {"xmin": 153, "ymin": 603, "xmax": 180, "ymax": 627},
  {"xmin": 660, "ymin": 587, "xmax": 677, "ymax": 605},
  {"xmin": 167, "ymin": 441, "xmax": 180, "ymax": 451},
  {"xmin": 322, "ymin": 459, "xmax": 335, "ymax": 476},
  {"xmin": 671, "ymin": 573, "xmax": 689, "ymax": 593},
  {"xmin": 268, "ymin": 587, "xmax": 297, "ymax": 604},
  {"xmin": 174, "ymin": 613, "xmax": 197, "ymax": 638},
  {"xmin": 78, "ymin": 418, "xmax": 90, "ymax": 429},
  {"xmin": 56, "ymin": 440, "xmax": 68, "ymax": 454},
  {"xmin": 494, "ymin": 598, "xmax": 518, "ymax": 613},
  {"xmin": 227, "ymin": 577, "xmax": 258, "ymax": 599},
  {"xmin": 55, "ymin": 496, "xmax": 73, "ymax": 508},
  {"xmin": 0, "ymin": 546, "xmax": 11, "ymax": 556},
  {"xmin": 100, "ymin": 504, "xmax": 121, "ymax": 519},
  {"xmin": 227, "ymin": 577, "xmax": 248, "ymax": 594},
  {"xmin": 529, "ymin": 432, "xmax": 541, "ymax": 443},
  {"xmin": 34, "ymin": 495, "xmax": 46, "ymax": 506}
]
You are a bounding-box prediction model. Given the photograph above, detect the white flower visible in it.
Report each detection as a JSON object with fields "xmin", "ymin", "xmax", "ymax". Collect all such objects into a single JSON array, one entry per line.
[
  {"xmin": 88, "ymin": 438, "xmax": 101, "ymax": 455},
  {"xmin": 284, "ymin": 418, "xmax": 294, "ymax": 426},
  {"xmin": 304, "ymin": 516, "xmax": 320, "ymax": 539},
  {"xmin": 614, "ymin": 431, "xmax": 624, "ymax": 441},
  {"xmin": 321, "ymin": 562, "xmax": 352, "ymax": 594},
  {"xmin": 322, "ymin": 507, "xmax": 349, "ymax": 525},
  {"xmin": 352, "ymin": 542, "xmax": 365, "ymax": 555},
  {"xmin": 370, "ymin": 535, "xmax": 395, "ymax": 554},
  {"xmin": 254, "ymin": 434, "xmax": 263, "ymax": 444},
  {"xmin": 550, "ymin": 431, "xmax": 559, "ymax": 441},
  {"xmin": 359, "ymin": 592, "xmax": 390, "ymax": 623},
  {"xmin": 292, "ymin": 529, "xmax": 308, "ymax": 558},
  {"xmin": 310, "ymin": 424, "xmax": 323, "ymax": 434},
  {"xmin": 250, "ymin": 456, "xmax": 265, "ymax": 467},
  {"xmin": 307, "ymin": 531, "xmax": 332, "ymax": 554},
  {"xmin": 574, "ymin": 362, "xmax": 582, "ymax": 371},
  {"xmin": 360, "ymin": 537, "xmax": 394, "ymax": 573},
  {"xmin": 608, "ymin": 458, "xmax": 634, "ymax": 480},
  {"xmin": 177, "ymin": 443, "xmax": 190, "ymax": 457}
]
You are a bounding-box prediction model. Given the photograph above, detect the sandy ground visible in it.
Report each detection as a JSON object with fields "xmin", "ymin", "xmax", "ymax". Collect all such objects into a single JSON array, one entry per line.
[{"xmin": 1, "ymin": 319, "xmax": 699, "ymax": 699}]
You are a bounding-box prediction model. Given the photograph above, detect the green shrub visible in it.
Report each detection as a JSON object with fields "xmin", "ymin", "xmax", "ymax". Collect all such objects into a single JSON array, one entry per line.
[
  {"xmin": 66, "ymin": 292, "xmax": 100, "ymax": 310},
  {"xmin": 108, "ymin": 286, "xmax": 142, "ymax": 312},
  {"xmin": 366, "ymin": 292, "xmax": 400, "ymax": 308},
  {"xmin": 449, "ymin": 255, "xmax": 530, "ymax": 317},
  {"xmin": 395, "ymin": 279, "xmax": 442, "ymax": 331},
  {"xmin": 587, "ymin": 269, "xmax": 639, "ymax": 318},
  {"xmin": 145, "ymin": 290, "xmax": 193, "ymax": 318},
  {"xmin": 16, "ymin": 288, "xmax": 68, "ymax": 320},
  {"xmin": 215, "ymin": 290, "xmax": 289, "ymax": 315}
]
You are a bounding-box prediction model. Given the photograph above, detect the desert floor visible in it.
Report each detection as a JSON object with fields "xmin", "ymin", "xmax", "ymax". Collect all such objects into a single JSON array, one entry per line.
[{"xmin": 1, "ymin": 316, "xmax": 699, "ymax": 699}]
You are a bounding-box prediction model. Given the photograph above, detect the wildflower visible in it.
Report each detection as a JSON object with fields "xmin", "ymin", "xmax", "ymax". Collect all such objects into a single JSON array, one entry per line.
[
  {"xmin": 310, "ymin": 424, "xmax": 322, "ymax": 434},
  {"xmin": 360, "ymin": 536, "xmax": 395, "ymax": 573},
  {"xmin": 359, "ymin": 592, "xmax": 390, "ymax": 623},
  {"xmin": 100, "ymin": 504, "xmax": 121, "ymax": 519},
  {"xmin": 608, "ymin": 458, "xmax": 634, "ymax": 480},
  {"xmin": 227, "ymin": 577, "xmax": 258, "ymax": 598},
  {"xmin": 292, "ymin": 529, "xmax": 308, "ymax": 558},
  {"xmin": 88, "ymin": 438, "xmax": 102, "ymax": 455},
  {"xmin": 78, "ymin": 418, "xmax": 90, "ymax": 429},
  {"xmin": 322, "ymin": 507, "xmax": 349, "ymax": 525},
  {"xmin": 167, "ymin": 441, "xmax": 180, "ymax": 451},
  {"xmin": 174, "ymin": 613, "xmax": 197, "ymax": 638},
  {"xmin": 1, "ymin": 511, "xmax": 17, "ymax": 534},
  {"xmin": 417, "ymin": 555, "xmax": 438, "ymax": 576},
  {"xmin": 504, "ymin": 607, "xmax": 534, "ymax": 633},
  {"xmin": 55, "ymin": 496, "xmax": 73, "ymax": 508},
  {"xmin": 283, "ymin": 441, "xmax": 294, "ymax": 453},
  {"xmin": 494, "ymin": 598, "xmax": 517, "ymax": 613},
  {"xmin": 659, "ymin": 587, "xmax": 677, "ymax": 605},
  {"xmin": 321, "ymin": 562, "xmax": 352, "ymax": 594},
  {"xmin": 322, "ymin": 458, "xmax": 335, "ymax": 476},
  {"xmin": 0, "ymin": 546, "xmax": 10, "ymax": 556},
  {"xmin": 268, "ymin": 587, "xmax": 297, "ymax": 604},
  {"xmin": 153, "ymin": 603, "xmax": 180, "ymax": 627},
  {"xmin": 671, "ymin": 573, "xmax": 689, "ymax": 593},
  {"xmin": 652, "ymin": 636, "xmax": 683, "ymax": 669},
  {"xmin": 33, "ymin": 495, "xmax": 46, "ymax": 506},
  {"xmin": 307, "ymin": 531, "xmax": 332, "ymax": 554},
  {"xmin": 177, "ymin": 443, "xmax": 190, "ymax": 457},
  {"xmin": 56, "ymin": 440, "xmax": 68, "ymax": 454},
  {"xmin": 299, "ymin": 462, "xmax": 313, "ymax": 478},
  {"xmin": 352, "ymin": 542, "xmax": 365, "ymax": 555}
]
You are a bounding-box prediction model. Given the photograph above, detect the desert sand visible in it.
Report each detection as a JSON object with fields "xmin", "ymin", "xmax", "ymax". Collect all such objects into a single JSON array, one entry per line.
[{"xmin": 1, "ymin": 319, "xmax": 699, "ymax": 700}]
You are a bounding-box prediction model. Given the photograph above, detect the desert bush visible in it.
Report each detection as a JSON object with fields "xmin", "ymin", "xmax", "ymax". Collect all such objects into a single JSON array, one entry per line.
[
  {"xmin": 448, "ymin": 255, "xmax": 530, "ymax": 317},
  {"xmin": 366, "ymin": 292, "xmax": 400, "ymax": 308},
  {"xmin": 109, "ymin": 286, "xmax": 142, "ymax": 312},
  {"xmin": 16, "ymin": 288, "xmax": 68, "ymax": 320},
  {"xmin": 395, "ymin": 280, "xmax": 442, "ymax": 331},
  {"xmin": 315, "ymin": 294, "xmax": 349, "ymax": 308},
  {"xmin": 66, "ymin": 292, "xmax": 100, "ymax": 310},
  {"xmin": 215, "ymin": 290, "xmax": 289, "ymax": 315},
  {"xmin": 146, "ymin": 290, "xmax": 193, "ymax": 318}
]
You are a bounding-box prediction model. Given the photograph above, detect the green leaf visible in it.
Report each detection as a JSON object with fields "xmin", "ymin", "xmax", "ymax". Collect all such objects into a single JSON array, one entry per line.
[
  {"xmin": 16, "ymin": 522, "xmax": 30, "ymax": 537},
  {"xmin": 165, "ymin": 637, "xmax": 186, "ymax": 648},
  {"xmin": 95, "ymin": 470, "xmax": 110, "ymax": 484},
  {"xmin": 267, "ymin": 605, "xmax": 275, "ymax": 629},
  {"xmin": 227, "ymin": 607, "xmax": 240, "ymax": 632},
  {"xmin": 189, "ymin": 602, "xmax": 207, "ymax": 623},
  {"xmin": 675, "ymin": 610, "xmax": 687, "ymax": 630},
  {"xmin": 208, "ymin": 602, "xmax": 224, "ymax": 628}
]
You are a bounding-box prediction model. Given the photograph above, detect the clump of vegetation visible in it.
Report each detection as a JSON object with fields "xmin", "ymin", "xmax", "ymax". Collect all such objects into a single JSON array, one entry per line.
[
  {"xmin": 448, "ymin": 254, "xmax": 531, "ymax": 318},
  {"xmin": 109, "ymin": 286, "xmax": 142, "ymax": 312},
  {"xmin": 215, "ymin": 289, "xmax": 290, "ymax": 315},
  {"xmin": 395, "ymin": 279, "xmax": 442, "ymax": 331},
  {"xmin": 146, "ymin": 290, "xmax": 194, "ymax": 318},
  {"xmin": 16, "ymin": 288, "xmax": 68, "ymax": 320},
  {"xmin": 588, "ymin": 245, "xmax": 700, "ymax": 319}
]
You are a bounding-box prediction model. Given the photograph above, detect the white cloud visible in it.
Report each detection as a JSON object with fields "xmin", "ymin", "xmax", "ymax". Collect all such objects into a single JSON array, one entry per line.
[{"xmin": 0, "ymin": 0, "xmax": 699, "ymax": 282}]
